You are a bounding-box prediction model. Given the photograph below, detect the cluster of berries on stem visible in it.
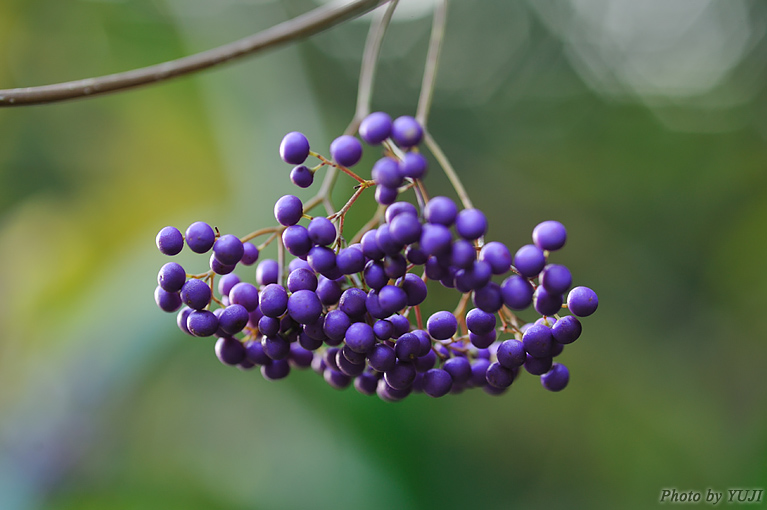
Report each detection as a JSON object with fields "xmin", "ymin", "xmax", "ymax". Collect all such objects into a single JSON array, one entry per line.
[{"xmin": 154, "ymin": 113, "xmax": 598, "ymax": 401}]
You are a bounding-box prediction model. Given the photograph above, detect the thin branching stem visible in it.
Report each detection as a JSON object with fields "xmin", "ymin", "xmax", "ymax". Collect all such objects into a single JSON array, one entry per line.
[
  {"xmin": 423, "ymin": 130, "xmax": 473, "ymax": 209},
  {"xmin": 416, "ymin": 0, "xmax": 448, "ymax": 127},
  {"xmin": 0, "ymin": 0, "xmax": 389, "ymax": 107}
]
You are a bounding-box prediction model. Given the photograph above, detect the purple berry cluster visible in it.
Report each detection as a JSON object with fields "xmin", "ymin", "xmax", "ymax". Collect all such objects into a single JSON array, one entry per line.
[{"xmin": 153, "ymin": 112, "xmax": 598, "ymax": 400}]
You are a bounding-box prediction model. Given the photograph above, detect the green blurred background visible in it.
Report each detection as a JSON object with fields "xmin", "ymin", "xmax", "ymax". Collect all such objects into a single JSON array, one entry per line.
[{"xmin": 1, "ymin": 0, "xmax": 765, "ymax": 508}]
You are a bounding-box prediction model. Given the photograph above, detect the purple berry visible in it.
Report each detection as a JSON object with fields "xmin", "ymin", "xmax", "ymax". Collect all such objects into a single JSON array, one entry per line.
[
  {"xmin": 180, "ymin": 279, "xmax": 211, "ymax": 310},
  {"xmin": 427, "ymin": 311, "xmax": 457, "ymax": 340},
  {"xmin": 523, "ymin": 323, "xmax": 554, "ymax": 358},
  {"xmin": 399, "ymin": 152, "xmax": 427, "ymax": 179},
  {"xmin": 384, "ymin": 361, "xmax": 417, "ymax": 390},
  {"xmin": 397, "ymin": 272, "xmax": 428, "ymax": 306},
  {"xmin": 567, "ymin": 286, "xmax": 598, "ymax": 317},
  {"xmin": 218, "ymin": 304, "xmax": 249, "ymax": 334},
  {"xmin": 287, "ymin": 289, "xmax": 323, "ymax": 325},
  {"xmin": 359, "ymin": 112, "xmax": 392, "ymax": 145},
  {"xmin": 186, "ymin": 310, "xmax": 218, "ymax": 337},
  {"xmin": 218, "ymin": 273, "xmax": 240, "ymax": 297},
  {"xmin": 256, "ymin": 259, "xmax": 279, "ymax": 286},
  {"xmin": 185, "ymin": 222, "xmax": 215, "ymax": 254},
  {"xmin": 241, "ymin": 243, "xmax": 259, "ymax": 265},
  {"xmin": 541, "ymin": 362, "xmax": 569, "ymax": 391},
  {"xmin": 287, "ymin": 267, "xmax": 318, "ymax": 293},
  {"xmin": 274, "ymin": 195, "xmax": 304, "ymax": 226},
  {"xmin": 215, "ymin": 337, "xmax": 246, "ymax": 365},
  {"xmin": 423, "ymin": 368, "xmax": 452, "ymax": 397},
  {"xmin": 158, "ymin": 262, "xmax": 186, "ymax": 293},
  {"xmin": 213, "ymin": 234, "xmax": 244, "ymax": 266},
  {"xmin": 534, "ymin": 286, "xmax": 563, "ymax": 316},
  {"xmin": 532, "ymin": 220, "xmax": 567, "ymax": 251},
  {"xmin": 424, "ymin": 196, "xmax": 457, "ymax": 226},
  {"xmin": 156, "ymin": 226, "xmax": 184, "ymax": 255},
  {"xmin": 282, "ymin": 225, "xmax": 312, "ymax": 257},
  {"xmin": 375, "ymin": 185, "xmax": 398, "ymax": 205},
  {"xmin": 540, "ymin": 264, "xmax": 572, "ymax": 295},
  {"xmin": 262, "ymin": 359, "xmax": 291, "ymax": 381},
  {"xmin": 479, "ymin": 242, "xmax": 512, "ymax": 275},
  {"xmin": 290, "ymin": 165, "xmax": 313, "ymax": 188},
  {"xmin": 280, "ymin": 131, "xmax": 310, "ymax": 165},
  {"xmin": 500, "ymin": 275, "xmax": 534, "ymax": 310},
  {"xmin": 330, "ymin": 135, "xmax": 363, "ymax": 167},
  {"xmin": 443, "ymin": 357, "xmax": 471, "ymax": 385},
  {"xmin": 466, "ymin": 308, "xmax": 496, "ymax": 335},
  {"xmin": 497, "ymin": 339, "xmax": 526, "ymax": 369},
  {"xmin": 552, "ymin": 315, "xmax": 582, "ymax": 344},
  {"xmin": 307, "ymin": 217, "xmax": 337, "ymax": 246},
  {"xmin": 513, "ymin": 244, "xmax": 546, "ymax": 278},
  {"xmin": 154, "ymin": 286, "xmax": 182, "ymax": 312},
  {"xmin": 372, "ymin": 157, "xmax": 402, "ymax": 188},
  {"xmin": 336, "ymin": 245, "xmax": 365, "ymax": 274},
  {"xmin": 486, "ymin": 362, "xmax": 515, "ymax": 389},
  {"xmin": 229, "ymin": 282, "xmax": 259, "ymax": 312},
  {"xmin": 344, "ymin": 322, "xmax": 376, "ymax": 353},
  {"xmin": 391, "ymin": 116, "xmax": 423, "ymax": 148},
  {"xmin": 259, "ymin": 283, "xmax": 288, "ymax": 318},
  {"xmin": 316, "ymin": 276, "xmax": 342, "ymax": 306},
  {"xmin": 455, "ymin": 208, "xmax": 487, "ymax": 240}
]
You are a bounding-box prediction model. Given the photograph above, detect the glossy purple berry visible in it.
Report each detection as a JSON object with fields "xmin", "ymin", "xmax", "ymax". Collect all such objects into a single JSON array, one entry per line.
[
  {"xmin": 479, "ymin": 242, "xmax": 512, "ymax": 275},
  {"xmin": 399, "ymin": 152, "xmax": 427, "ymax": 179},
  {"xmin": 330, "ymin": 135, "xmax": 363, "ymax": 167},
  {"xmin": 427, "ymin": 311, "xmax": 457, "ymax": 340},
  {"xmin": 287, "ymin": 289, "xmax": 323, "ymax": 325},
  {"xmin": 186, "ymin": 310, "xmax": 219, "ymax": 337},
  {"xmin": 213, "ymin": 234, "xmax": 244, "ymax": 266},
  {"xmin": 218, "ymin": 304, "xmax": 249, "ymax": 334},
  {"xmin": 185, "ymin": 222, "xmax": 215, "ymax": 254},
  {"xmin": 259, "ymin": 283, "xmax": 288, "ymax": 318},
  {"xmin": 540, "ymin": 264, "xmax": 572, "ymax": 295},
  {"xmin": 180, "ymin": 279, "xmax": 211, "ymax": 310},
  {"xmin": 567, "ymin": 286, "xmax": 599, "ymax": 317},
  {"xmin": 156, "ymin": 226, "xmax": 184, "ymax": 255},
  {"xmin": 541, "ymin": 363, "xmax": 569, "ymax": 391},
  {"xmin": 497, "ymin": 339, "xmax": 526, "ymax": 369},
  {"xmin": 307, "ymin": 217, "xmax": 337, "ymax": 246},
  {"xmin": 359, "ymin": 112, "xmax": 392, "ymax": 145},
  {"xmin": 513, "ymin": 244, "xmax": 546, "ymax": 278},
  {"xmin": 523, "ymin": 323, "xmax": 554, "ymax": 358},
  {"xmin": 290, "ymin": 165, "xmax": 313, "ymax": 188},
  {"xmin": 375, "ymin": 185, "xmax": 398, "ymax": 205},
  {"xmin": 423, "ymin": 368, "xmax": 453, "ymax": 397},
  {"xmin": 455, "ymin": 208, "xmax": 488, "ymax": 240},
  {"xmin": 391, "ymin": 116, "xmax": 423, "ymax": 147},
  {"xmin": 229, "ymin": 282, "xmax": 259, "ymax": 312},
  {"xmin": 466, "ymin": 308, "xmax": 496, "ymax": 335},
  {"xmin": 500, "ymin": 275, "xmax": 534, "ymax": 310},
  {"xmin": 280, "ymin": 131, "xmax": 310, "ymax": 165},
  {"xmin": 534, "ymin": 286, "xmax": 563, "ymax": 316},
  {"xmin": 282, "ymin": 225, "xmax": 312, "ymax": 257},
  {"xmin": 372, "ymin": 157, "xmax": 402, "ymax": 188},
  {"xmin": 154, "ymin": 286, "xmax": 182, "ymax": 312},
  {"xmin": 345, "ymin": 322, "xmax": 376, "ymax": 354},
  {"xmin": 532, "ymin": 220, "xmax": 567, "ymax": 251},
  {"xmin": 158, "ymin": 262, "xmax": 186, "ymax": 293},
  {"xmin": 274, "ymin": 195, "xmax": 303, "ymax": 226},
  {"xmin": 256, "ymin": 259, "xmax": 279, "ymax": 286},
  {"xmin": 241, "ymin": 243, "xmax": 259, "ymax": 265},
  {"xmin": 552, "ymin": 315, "xmax": 582, "ymax": 344},
  {"xmin": 215, "ymin": 337, "xmax": 246, "ymax": 366},
  {"xmin": 336, "ymin": 245, "xmax": 365, "ymax": 274}
]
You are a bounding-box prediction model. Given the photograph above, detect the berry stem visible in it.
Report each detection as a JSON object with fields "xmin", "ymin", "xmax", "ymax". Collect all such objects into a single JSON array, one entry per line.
[
  {"xmin": 416, "ymin": 0, "xmax": 448, "ymax": 127},
  {"xmin": 257, "ymin": 230, "xmax": 284, "ymax": 251},
  {"xmin": 423, "ymin": 130, "xmax": 474, "ymax": 210},
  {"xmin": 240, "ymin": 226, "xmax": 282, "ymax": 243},
  {"xmin": 348, "ymin": 0, "xmax": 400, "ymax": 133},
  {"xmin": 310, "ymin": 151, "xmax": 366, "ymax": 184},
  {"xmin": 0, "ymin": 0, "xmax": 390, "ymax": 107}
]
